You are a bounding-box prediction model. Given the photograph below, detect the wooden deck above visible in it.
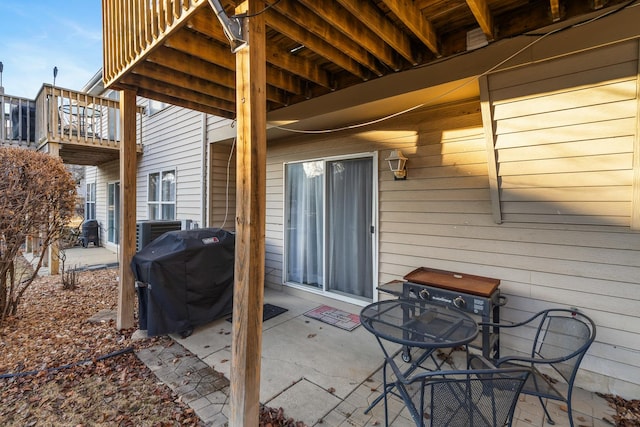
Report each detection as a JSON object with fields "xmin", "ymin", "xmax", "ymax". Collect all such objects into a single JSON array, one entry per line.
[
  {"xmin": 1, "ymin": 85, "xmax": 143, "ymax": 166},
  {"xmin": 102, "ymin": 0, "xmax": 630, "ymax": 119}
]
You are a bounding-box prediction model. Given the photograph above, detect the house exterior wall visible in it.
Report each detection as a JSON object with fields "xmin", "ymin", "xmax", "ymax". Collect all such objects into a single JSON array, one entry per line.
[
  {"xmin": 85, "ymin": 162, "xmax": 118, "ymax": 251},
  {"xmin": 87, "ymin": 100, "xmax": 210, "ymax": 250},
  {"xmin": 206, "ymin": 117, "xmax": 236, "ymax": 231},
  {"xmin": 479, "ymin": 38, "xmax": 640, "ymax": 398},
  {"xmin": 137, "ymin": 102, "xmax": 207, "ymax": 226},
  {"xmin": 257, "ymin": 38, "xmax": 640, "ymax": 397}
]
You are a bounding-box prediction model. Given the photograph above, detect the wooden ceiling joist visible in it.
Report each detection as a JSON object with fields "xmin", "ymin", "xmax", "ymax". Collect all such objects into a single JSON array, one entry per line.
[
  {"xmin": 102, "ymin": 0, "xmax": 633, "ymax": 127},
  {"xmin": 466, "ymin": 0, "xmax": 495, "ymax": 40},
  {"xmin": 383, "ymin": 0, "xmax": 440, "ymax": 56},
  {"xmin": 298, "ymin": 0, "xmax": 403, "ymax": 71},
  {"xmin": 337, "ymin": 0, "xmax": 418, "ymax": 65},
  {"xmin": 549, "ymin": 0, "xmax": 563, "ymax": 21},
  {"xmin": 123, "ymin": 73, "xmax": 236, "ymax": 114},
  {"xmin": 164, "ymin": 29, "xmax": 236, "ymax": 70},
  {"xmin": 266, "ymin": 7, "xmax": 374, "ymax": 81},
  {"xmin": 147, "ymin": 46, "xmax": 234, "ymax": 87},
  {"xmin": 134, "ymin": 61, "xmax": 236, "ymax": 104},
  {"xmin": 187, "ymin": 12, "xmax": 328, "ymax": 93}
]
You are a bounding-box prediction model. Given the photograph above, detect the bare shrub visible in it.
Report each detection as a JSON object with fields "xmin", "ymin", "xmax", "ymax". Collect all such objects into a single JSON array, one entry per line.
[{"xmin": 0, "ymin": 147, "xmax": 76, "ymax": 323}]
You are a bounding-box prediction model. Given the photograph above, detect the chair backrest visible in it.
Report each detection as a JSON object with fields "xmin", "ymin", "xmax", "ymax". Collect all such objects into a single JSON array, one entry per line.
[
  {"xmin": 532, "ymin": 309, "xmax": 596, "ymax": 383},
  {"xmin": 410, "ymin": 367, "xmax": 530, "ymax": 427}
]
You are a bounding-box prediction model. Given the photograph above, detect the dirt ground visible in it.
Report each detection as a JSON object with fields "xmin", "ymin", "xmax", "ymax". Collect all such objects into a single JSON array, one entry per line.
[{"xmin": 0, "ymin": 262, "xmax": 306, "ymax": 426}]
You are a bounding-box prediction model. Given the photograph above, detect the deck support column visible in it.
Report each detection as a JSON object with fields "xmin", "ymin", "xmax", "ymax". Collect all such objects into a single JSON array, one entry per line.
[
  {"xmin": 48, "ymin": 141, "xmax": 60, "ymax": 275},
  {"xmin": 229, "ymin": 0, "xmax": 267, "ymax": 425},
  {"xmin": 117, "ymin": 89, "xmax": 137, "ymax": 330}
]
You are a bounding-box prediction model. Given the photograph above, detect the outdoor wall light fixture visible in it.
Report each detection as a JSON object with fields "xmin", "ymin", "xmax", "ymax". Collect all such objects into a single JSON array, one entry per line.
[
  {"xmin": 385, "ymin": 149, "xmax": 408, "ymax": 180},
  {"xmin": 208, "ymin": 0, "xmax": 248, "ymax": 53}
]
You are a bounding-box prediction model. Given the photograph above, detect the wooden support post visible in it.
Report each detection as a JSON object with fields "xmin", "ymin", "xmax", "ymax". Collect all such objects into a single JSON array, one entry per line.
[
  {"xmin": 117, "ymin": 89, "xmax": 137, "ymax": 330},
  {"xmin": 229, "ymin": 1, "xmax": 267, "ymax": 425},
  {"xmin": 48, "ymin": 142, "xmax": 60, "ymax": 275}
]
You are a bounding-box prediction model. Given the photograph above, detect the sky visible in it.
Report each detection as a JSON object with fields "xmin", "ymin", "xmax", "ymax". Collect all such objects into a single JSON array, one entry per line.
[{"xmin": 0, "ymin": 1, "xmax": 103, "ymax": 99}]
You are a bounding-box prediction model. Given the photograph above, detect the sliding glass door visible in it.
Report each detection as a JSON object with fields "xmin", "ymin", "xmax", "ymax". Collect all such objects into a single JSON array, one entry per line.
[{"xmin": 285, "ymin": 155, "xmax": 375, "ymax": 301}]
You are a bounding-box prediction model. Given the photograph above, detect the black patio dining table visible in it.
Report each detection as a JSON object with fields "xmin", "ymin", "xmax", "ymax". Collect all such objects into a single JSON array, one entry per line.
[{"xmin": 360, "ymin": 298, "xmax": 479, "ymax": 424}]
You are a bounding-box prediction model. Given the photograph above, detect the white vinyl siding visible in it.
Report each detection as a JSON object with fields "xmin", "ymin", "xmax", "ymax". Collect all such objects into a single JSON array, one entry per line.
[{"xmin": 136, "ymin": 103, "xmax": 206, "ymax": 224}]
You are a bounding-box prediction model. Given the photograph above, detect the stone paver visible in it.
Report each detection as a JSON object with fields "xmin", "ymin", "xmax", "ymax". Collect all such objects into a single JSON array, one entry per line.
[
  {"xmin": 134, "ymin": 336, "xmax": 618, "ymax": 427},
  {"xmin": 135, "ymin": 343, "xmax": 229, "ymax": 426}
]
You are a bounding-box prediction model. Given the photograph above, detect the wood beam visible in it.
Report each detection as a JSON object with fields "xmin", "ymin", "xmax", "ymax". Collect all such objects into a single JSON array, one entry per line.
[
  {"xmin": 383, "ymin": 0, "xmax": 439, "ymax": 56},
  {"xmin": 186, "ymin": 13, "xmax": 305, "ymax": 95},
  {"xmin": 148, "ymin": 46, "xmax": 293, "ymax": 104},
  {"xmin": 337, "ymin": 0, "xmax": 417, "ymax": 65},
  {"xmin": 229, "ymin": 1, "xmax": 266, "ymax": 425},
  {"xmin": 466, "ymin": 0, "xmax": 494, "ymax": 40},
  {"xmin": 266, "ymin": 9, "xmax": 373, "ymax": 80},
  {"xmin": 148, "ymin": 46, "xmax": 236, "ymax": 88},
  {"xmin": 165, "ymin": 29, "xmax": 236, "ymax": 70},
  {"xmin": 187, "ymin": 12, "xmax": 334, "ymax": 89},
  {"xmin": 117, "ymin": 89, "xmax": 137, "ymax": 330},
  {"xmin": 298, "ymin": 0, "xmax": 403, "ymax": 70},
  {"xmin": 135, "ymin": 61, "xmax": 236, "ymax": 103},
  {"xmin": 265, "ymin": 45, "xmax": 334, "ymax": 89},
  {"xmin": 270, "ymin": 1, "xmax": 384, "ymax": 76},
  {"xmin": 133, "ymin": 86, "xmax": 235, "ymax": 119},
  {"xmin": 549, "ymin": 0, "xmax": 562, "ymax": 21},
  {"xmin": 123, "ymin": 73, "xmax": 236, "ymax": 113}
]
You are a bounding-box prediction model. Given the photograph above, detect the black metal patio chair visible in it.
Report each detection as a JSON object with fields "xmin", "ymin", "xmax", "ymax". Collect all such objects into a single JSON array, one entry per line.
[
  {"xmin": 477, "ymin": 308, "xmax": 596, "ymax": 427},
  {"xmin": 398, "ymin": 356, "xmax": 530, "ymax": 427}
]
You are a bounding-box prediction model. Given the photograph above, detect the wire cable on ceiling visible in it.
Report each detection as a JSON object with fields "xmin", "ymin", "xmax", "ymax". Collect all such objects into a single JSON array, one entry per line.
[{"xmin": 269, "ymin": 0, "xmax": 639, "ymax": 135}]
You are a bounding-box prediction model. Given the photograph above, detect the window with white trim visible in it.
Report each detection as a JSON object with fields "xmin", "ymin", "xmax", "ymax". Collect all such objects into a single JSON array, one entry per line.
[
  {"xmin": 148, "ymin": 169, "xmax": 176, "ymax": 220},
  {"xmin": 85, "ymin": 182, "xmax": 96, "ymax": 220}
]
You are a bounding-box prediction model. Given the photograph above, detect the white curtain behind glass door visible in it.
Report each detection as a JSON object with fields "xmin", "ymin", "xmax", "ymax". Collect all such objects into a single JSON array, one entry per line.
[
  {"xmin": 327, "ymin": 158, "xmax": 373, "ymax": 299},
  {"xmin": 285, "ymin": 161, "xmax": 324, "ymax": 287}
]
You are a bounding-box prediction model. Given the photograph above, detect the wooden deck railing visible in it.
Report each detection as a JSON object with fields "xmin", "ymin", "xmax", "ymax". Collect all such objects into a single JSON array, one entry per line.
[
  {"xmin": 102, "ymin": 0, "xmax": 203, "ymax": 86},
  {"xmin": 0, "ymin": 92, "xmax": 37, "ymax": 148},
  {"xmin": 34, "ymin": 84, "xmax": 143, "ymax": 149}
]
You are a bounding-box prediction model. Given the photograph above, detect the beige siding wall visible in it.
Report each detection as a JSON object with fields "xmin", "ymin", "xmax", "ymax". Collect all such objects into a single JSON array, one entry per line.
[
  {"xmin": 209, "ymin": 140, "xmax": 236, "ymax": 231},
  {"xmin": 262, "ymin": 77, "xmax": 639, "ymax": 396},
  {"xmin": 485, "ymin": 40, "xmax": 639, "ymax": 227},
  {"xmin": 206, "ymin": 117, "xmax": 237, "ymax": 230},
  {"xmin": 476, "ymin": 39, "xmax": 640, "ymax": 396}
]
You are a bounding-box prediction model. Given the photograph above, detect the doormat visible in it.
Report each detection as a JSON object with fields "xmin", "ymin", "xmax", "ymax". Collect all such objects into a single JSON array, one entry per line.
[
  {"xmin": 226, "ymin": 304, "xmax": 288, "ymax": 323},
  {"xmin": 304, "ymin": 305, "xmax": 361, "ymax": 331}
]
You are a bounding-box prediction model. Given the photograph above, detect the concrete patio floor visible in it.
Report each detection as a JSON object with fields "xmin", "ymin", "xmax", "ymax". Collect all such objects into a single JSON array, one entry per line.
[
  {"xmin": 140, "ymin": 286, "xmax": 618, "ymax": 427},
  {"xmin": 60, "ymin": 246, "xmax": 618, "ymax": 426}
]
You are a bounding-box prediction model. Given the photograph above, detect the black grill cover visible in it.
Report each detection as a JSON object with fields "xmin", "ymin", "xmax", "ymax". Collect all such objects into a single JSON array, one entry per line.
[{"xmin": 130, "ymin": 228, "xmax": 234, "ymax": 337}]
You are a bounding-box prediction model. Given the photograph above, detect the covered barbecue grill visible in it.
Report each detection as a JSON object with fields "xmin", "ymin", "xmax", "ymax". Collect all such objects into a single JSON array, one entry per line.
[{"xmin": 131, "ymin": 228, "xmax": 234, "ymax": 337}]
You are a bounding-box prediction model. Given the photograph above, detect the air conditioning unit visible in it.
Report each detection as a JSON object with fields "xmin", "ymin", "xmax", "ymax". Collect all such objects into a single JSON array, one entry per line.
[{"xmin": 136, "ymin": 220, "xmax": 182, "ymax": 252}]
